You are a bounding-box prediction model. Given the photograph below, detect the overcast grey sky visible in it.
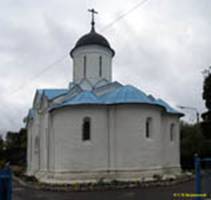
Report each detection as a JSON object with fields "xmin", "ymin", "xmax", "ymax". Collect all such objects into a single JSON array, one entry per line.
[{"xmin": 0, "ymin": 0, "xmax": 210, "ymax": 133}]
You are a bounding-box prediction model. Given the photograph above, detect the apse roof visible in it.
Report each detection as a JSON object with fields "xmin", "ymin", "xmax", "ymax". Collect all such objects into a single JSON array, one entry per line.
[
  {"xmin": 62, "ymin": 91, "xmax": 101, "ymax": 106},
  {"xmin": 48, "ymin": 84, "xmax": 182, "ymax": 115},
  {"xmin": 99, "ymin": 85, "xmax": 152, "ymax": 104}
]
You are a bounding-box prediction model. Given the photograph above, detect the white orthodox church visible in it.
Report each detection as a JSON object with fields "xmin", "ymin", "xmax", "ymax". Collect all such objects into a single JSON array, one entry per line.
[{"xmin": 25, "ymin": 10, "xmax": 183, "ymax": 184}]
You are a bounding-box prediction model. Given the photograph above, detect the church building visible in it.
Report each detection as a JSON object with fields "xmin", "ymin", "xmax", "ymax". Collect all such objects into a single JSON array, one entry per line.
[{"xmin": 25, "ymin": 10, "xmax": 183, "ymax": 183}]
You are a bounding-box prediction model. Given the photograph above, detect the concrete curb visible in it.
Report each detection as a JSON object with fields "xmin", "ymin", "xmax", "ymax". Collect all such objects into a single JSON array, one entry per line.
[
  {"xmin": 13, "ymin": 176, "xmax": 41, "ymax": 190},
  {"xmin": 13, "ymin": 175, "xmax": 195, "ymax": 192}
]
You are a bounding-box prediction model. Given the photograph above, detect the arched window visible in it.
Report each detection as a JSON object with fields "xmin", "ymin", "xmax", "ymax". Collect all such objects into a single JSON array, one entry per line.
[
  {"xmin": 99, "ymin": 56, "xmax": 102, "ymax": 77},
  {"xmin": 170, "ymin": 123, "xmax": 175, "ymax": 142},
  {"xmin": 83, "ymin": 56, "xmax": 87, "ymax": 78},
  {"xmin": 146, "ymin": 117, "xmax": 152, "ymax": 138},
  {"xmin": 82, "ymin": 117, "xmax": 91, "ymax": 141}
]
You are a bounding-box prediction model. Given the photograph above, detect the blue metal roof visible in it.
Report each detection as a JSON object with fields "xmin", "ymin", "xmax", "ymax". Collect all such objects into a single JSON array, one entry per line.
[
  {"xmin": 63, "ymin": 91, "xmax": 101, "ymax": 105},
  {"xmin": 50, "ymin": 91, "xmax": 102, "ymax": 110},
  {"xmin": 48, "ymin": 85, "xmax": 181, "ymax": 115},
  {"xmin": 42, "ymin": 89, "xmax": 68, "ymax": 100},
  {"xmin": 156, "ymin": 98, "xmax": 179, "ymax": 114},
  {"xmin": 99, "ymin": 85, "xmax": 153, "ymax": 104}
]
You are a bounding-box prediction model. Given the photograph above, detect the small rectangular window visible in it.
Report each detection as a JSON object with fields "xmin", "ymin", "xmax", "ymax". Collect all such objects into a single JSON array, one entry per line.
[
  {"xmin": 170, "ymin": 123, "xmax": 175, "ymax": 142},
  {"xmin": 82, "ymin": 117, "xmax": 91, "ymax": 141},
  {"xmin": 146, "ymin": 117, "xmax": 152, "ymax": 138},
  {"xmin": 99, "ymin": 56, "xmax": 102, "ymax": 77},
  {"xmin": 83, "ymin": 56, "xmax": 87, "ymax": 78}
]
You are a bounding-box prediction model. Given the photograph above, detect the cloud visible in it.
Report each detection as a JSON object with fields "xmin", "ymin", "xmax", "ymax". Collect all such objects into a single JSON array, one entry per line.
[{"xmin": 0, "ymin": 0, "xmax": 210, "ymax": 132}]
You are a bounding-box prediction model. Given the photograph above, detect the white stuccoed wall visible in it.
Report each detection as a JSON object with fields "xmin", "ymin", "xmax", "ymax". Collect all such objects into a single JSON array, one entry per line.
[
  {"xmin": 39, "ymin": 97, "xmax": 49, "ymax": 172},
  {"xmin": 28, "ymin": 112, "xmax": 40, "ymax": 175},
  {"xmin": 35, "ymin": 104, "xmax": 181, "ymax": 183},
  {"xmin": 27, "ymin": 96, "xmax": 50, "ymax": 177},
  {"xmin": 51, "ymin": 105, "xmax": 109, "ymax": 172},
  {"xmin": 72, "ymin": 45, "xmax": 113, "ymax": 85},
  {"xmin": 161, "ymin": 115, "xmax": 180, "ymax": 170},
  {"xmin": 112, "ymin": 104, "xmax": 163, "ymax": 170},
  {"xmin": 39, "ymin": 113, "xmax": 49, "ymax": 172}
]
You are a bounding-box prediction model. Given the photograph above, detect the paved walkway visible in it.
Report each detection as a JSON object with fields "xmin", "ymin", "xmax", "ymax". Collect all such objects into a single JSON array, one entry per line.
[{"xmin": 13, "ymin": 180, "xmax": 195, "ymax": 200}]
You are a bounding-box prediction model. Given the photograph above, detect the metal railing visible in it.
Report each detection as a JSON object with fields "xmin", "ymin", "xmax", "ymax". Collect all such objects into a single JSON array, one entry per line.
[
  {"xmin": 195, "ymin": 155, "xmax": 211, "ymax": 200},
  {"xmin": 0, "ymin": 168, "xmax": 12, "ymax": 200}
]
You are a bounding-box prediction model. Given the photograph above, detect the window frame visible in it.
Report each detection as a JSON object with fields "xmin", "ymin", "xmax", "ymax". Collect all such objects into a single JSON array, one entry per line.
[
  {"xmin": 83, "ymin": 56, "xmax": 87, "ymax": 78},
  {"xmin": 145, "ymin": 117, "xmax": 152, "ymax": 139},
  {"xmin": 170, "ymin": 123, "xmax": 175, "ymax": 142},
  {"xmin": 99, "ymin": 56, "xmax": 102, "ymax": 77},
  {"xmin": 82, "ymin": 117, "xmax": 91, "ymax": 141}
]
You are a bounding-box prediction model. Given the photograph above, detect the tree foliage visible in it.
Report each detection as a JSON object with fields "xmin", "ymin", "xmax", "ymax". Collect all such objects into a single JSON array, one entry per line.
[
  {"xmin": 180, "ymin": 122, "xmax": 204, "ymax": 169},
  {"xmin": 1, "ymin": 128, "xmax": 27, "ymax": 166},
  {"xmin": 201, "ymin": 66, "xmax": 211, "ymax": 138},
  {"xmin": 180, "ymin": 121, "xmax": 211, "ymax": 169},
  {"xmin": 203, "ymin": 67, "xmax": 211, "ymax": 110},
  {"xmin": 0, "ymin": 135, "xmax": 4, "ymax": 157}
]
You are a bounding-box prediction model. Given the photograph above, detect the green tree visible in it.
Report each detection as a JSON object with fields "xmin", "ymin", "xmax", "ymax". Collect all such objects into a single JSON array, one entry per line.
[
  {"xmin": 0, "ymin": 135, "xmax": 3, "ymax": 149},
  {"xmin": 0, "ymin": 135, "xmax": 4, "ymax": 156},
  {"xmin": 203, "ymin": 66, "xmax": 211, "ymax": 111},
  {"xmin": 180, "ymin": 122, "xmax": 204, "ymax": 169},
  {"xmin": 201, "ymin": 66, "xmax": 211, "ymax": 139},
  {"xmin": 0, "ymin": 135, "xmax": 5, "ymax": 167},
  {"xmin": 4, "ymin": 128, "xmax": 27, "ymax": 166}
]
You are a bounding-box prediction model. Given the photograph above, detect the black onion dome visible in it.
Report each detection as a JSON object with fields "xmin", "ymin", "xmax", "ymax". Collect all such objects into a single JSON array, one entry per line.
[{"xmin": 70, "ymin": 28, "xmax": 115, "ymax": 57}]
